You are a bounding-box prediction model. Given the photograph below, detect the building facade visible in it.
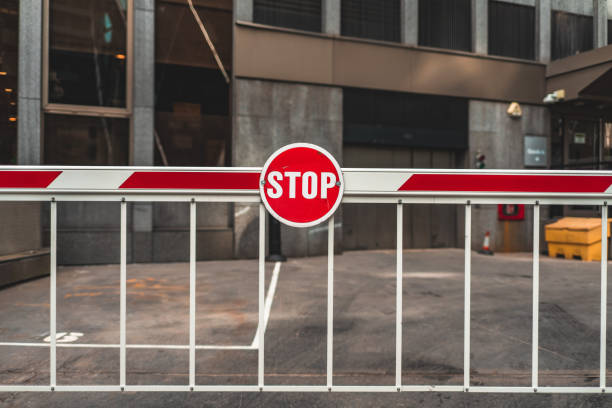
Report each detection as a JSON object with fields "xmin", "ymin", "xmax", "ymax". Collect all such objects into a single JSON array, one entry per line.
[{"xmin": 1, "ymin": 0, "xmax": 612, "ymax": 267}]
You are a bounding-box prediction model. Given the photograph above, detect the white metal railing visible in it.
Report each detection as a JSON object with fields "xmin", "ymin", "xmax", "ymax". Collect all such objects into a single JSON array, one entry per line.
[{"xmin": 0, "ymin": 166, "xmax": 611, "ymax": 393}]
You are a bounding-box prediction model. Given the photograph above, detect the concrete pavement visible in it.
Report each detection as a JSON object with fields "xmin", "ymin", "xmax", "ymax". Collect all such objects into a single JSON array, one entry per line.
[{"xmin": 0, "ymin": 249, "xmax": 611, "ymax": 407}]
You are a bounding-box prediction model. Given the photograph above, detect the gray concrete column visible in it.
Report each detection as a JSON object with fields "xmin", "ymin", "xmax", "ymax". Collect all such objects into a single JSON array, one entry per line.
[
  {"xmin": 594, "ymin": 0, "xmax": 608, "ymax": 48},
  {"xmin": 133, "ymin": 0, "xmax": 155, "ymax": 166},
  {"xmin": 236, "ymin": 0, "xmax": 253, "ymax": 22},
  {"xmin": 132, "ymin": 0, "xmax": 155, "ymax": 262},
  {"xmin": 17, "ymin": 0, "xmax": 42, "ymax": 165},
  {"xmin": 471, "ymin": 0, "xmax": 487, "ymax": 54},
  {"xmin": 323, "ymin": 0, "xmax": 340, "ymax": 35},
  {"xmin": 536, "ymin": 0, "xmax": 551, "ymax": 62},
  {"xmin": 401, "ymin": 0, "xmax": 418, "ymax": 45}
]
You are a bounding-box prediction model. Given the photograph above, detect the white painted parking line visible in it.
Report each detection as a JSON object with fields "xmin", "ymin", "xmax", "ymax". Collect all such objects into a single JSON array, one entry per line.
[
  {"xmin": 251, "ymin": 261, "xmax": 282, "ymax": 348},
  {"xmin": 43, "ymin": 332, "xmax": 84, "ymax": 343},
  {"xmin": 0, "ymin": 342, "xmax": 256, "ymax": 350},
  {"xmin": 1, "ymin": 261, "xmax": 283, "ymax": 352}
]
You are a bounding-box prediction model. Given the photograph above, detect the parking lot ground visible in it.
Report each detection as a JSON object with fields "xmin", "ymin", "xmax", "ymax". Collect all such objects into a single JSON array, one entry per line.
[{"xmin": 1, "ymin": 248, "xmax": 612, "ymax": 407}]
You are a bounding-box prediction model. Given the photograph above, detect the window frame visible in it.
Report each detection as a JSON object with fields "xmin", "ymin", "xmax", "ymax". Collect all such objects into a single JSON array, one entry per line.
[
  {"xmin": 42, "ymin": 0, "xmax": 134, "ymax": 119},
  {"xmin": 487, "ymin": 0, "xmax": 536, "ymax": 61},
  {"xmin": 340, "ymin": 0, "xmax": 401, "ymax": 43},
  {"xmin": 550, "ymin": 9, "xmax": 594, "ymax": 61},
  {"xmin": 417, "ymin": 0, "xmax": 472, "ymax": 52}
]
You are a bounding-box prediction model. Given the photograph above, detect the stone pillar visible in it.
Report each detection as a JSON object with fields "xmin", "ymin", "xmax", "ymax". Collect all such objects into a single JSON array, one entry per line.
[
  {"xmin": 471, "ymin": 0, "xmax": 487, "ymax": 54},
  {"xmin": 233, "ymin": 79, "xmax": 343, "ymax": 258},
  {"xmin": 132, "ymin": 0, "xmax": 155, "ymax": 262},
  {"xmin": 236, "ymin": 0, "xmax": 253, "ymax": 22},
  {"xmin": 594, "ymin": 0, "xmax": 608, "ymax": 48},
  {"xmin": 323, "ymin": 0, "xmax": 340, "ymax": 35},
  {"xmin": 536, "ymin": 0, "xmax": 551, "ymax": 63},
  {"xmin": 133, "ymin": 0, "xmax": 155, "ymax": 167},
  {"xmin": 400, "ymin": 0, "xmax": 418, "ymax": 45},
  {"xmin": 17, "ymin": 0, "xmax": 42, "ymax": 165}
]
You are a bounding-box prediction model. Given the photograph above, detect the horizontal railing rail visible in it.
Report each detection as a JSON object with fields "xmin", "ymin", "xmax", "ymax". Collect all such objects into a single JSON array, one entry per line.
[{"xmin": 0, "ymin": 167, "xmax": 610, "ymax": 393}]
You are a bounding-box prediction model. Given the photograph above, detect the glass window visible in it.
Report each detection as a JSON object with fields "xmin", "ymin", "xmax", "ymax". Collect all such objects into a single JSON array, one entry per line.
[
  {"xmin": 155, "ymin": 0, "xmax": 231, "ymax": 166},
  {"xmin": 418, "ymin": 0, "xmax": 471, "ymax": 52},
  {"xmin": 550, "ymin": 114, "xmax": 564, "ymax": 168},
  {"xmin": 343, "ymin": 88, "xmax": 468, "ymax": 149},
  {"xmin": 341, "ymin": 0, "xmax": 400, "ymax": 42},
  {"xmin": 0, "ymin": 0, "xmax": 18, "ymax": 164},
  {"xmin": 488, "ymin": 0, "xmax": 535, "ymax": 60},
  {"xmin": 254, "ymin": 0, "xmax": 322, "ymax": 33},
  {"xmin": 48, "ymin": 0, "xmax": 128, "ymax": 107},
  {"xmin": 44, "ymin": 114, "xmax": 129, "ymax": 165},
  {"xmin": 565, "ymin": 118, "xmax": 598, "ymax": 164},
  {"xmin": 551, "ymin": 11, "xmax": 593, "ymax": 61},
  {"xmin": 603, "ymin": 121, "xmax": 612, "ymax": 162}
]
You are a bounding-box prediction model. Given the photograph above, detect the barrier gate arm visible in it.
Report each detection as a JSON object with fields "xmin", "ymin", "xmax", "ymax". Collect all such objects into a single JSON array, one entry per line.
[
  {"xmin": 0, "ymin": 166, "xmax": 611, "ymax": 393},
  {"xmin": 2, "ymin": 166, "xmax": 612, "ymax": 202}
]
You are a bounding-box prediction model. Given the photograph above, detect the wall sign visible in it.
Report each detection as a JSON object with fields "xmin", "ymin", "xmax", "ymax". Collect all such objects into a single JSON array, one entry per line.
[{"xmin": 524, "ymin": 135, "xmax": 547, "ymax": 168}]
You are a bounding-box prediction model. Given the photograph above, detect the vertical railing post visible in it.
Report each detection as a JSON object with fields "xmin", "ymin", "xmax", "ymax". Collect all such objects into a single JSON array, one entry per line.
[
  {"xmin": 189, "ymin": 199, "xmax": 196, "ymax": 390},
  {"xmin": 258, "ymin": 204, "xmax": 265, "ymax": 390},
  {"xmin": 532, "ymin": 201, "xmax": 540, "ymax": 391},
  {"xmin": 396, "ymin": 201, "xmax": 403, "ymax": 391},
  {"xmin": 464, "ymin": 202, "xmax": 471, "ymax": 391},
  {"xmin": 601, "ymin": 202, "xmax": 608, "ymax": 392},
  {"xmin": 50, "ymin": 199, "xmax": 57, "ymax": 390},
  {"xmin": 120, "ymin": 199, "xmax": 127, "ymax": 389},
  {"xmin": 327, "ymin": 215, "xmax": 334, "ymax": 390}
]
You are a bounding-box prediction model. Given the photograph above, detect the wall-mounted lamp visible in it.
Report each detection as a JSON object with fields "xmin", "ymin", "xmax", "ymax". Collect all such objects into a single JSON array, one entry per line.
[
  {"xmin": 543, "ymin": 89, "xmax": 565, "ymax": 104},
  {"xmin": 507, "ymin": 102, "xmax": 522, "ymax": 118}
]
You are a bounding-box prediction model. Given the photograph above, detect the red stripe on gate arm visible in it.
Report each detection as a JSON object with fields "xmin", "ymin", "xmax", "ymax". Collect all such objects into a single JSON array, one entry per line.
[
  {"xmin": 399, "ymin": 174, "xmax": 612, "ymax": 193},
  {"xmin": 0, "ymin": 171, "xmax": 62, "ymax": 188},
  {"xmin": 119, "ymin": 171, "xmax": 261, "ymax": 190}
]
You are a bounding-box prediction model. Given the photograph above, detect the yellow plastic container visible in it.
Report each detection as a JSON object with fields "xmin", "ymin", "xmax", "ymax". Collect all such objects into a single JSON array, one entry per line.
[
  {"xmin": 545, "ymin": 217, "xmax": 611, "ymax": 262},
  {"xmin": 547, "ymin": 241, "xmax": 602, "ymax": 262}
]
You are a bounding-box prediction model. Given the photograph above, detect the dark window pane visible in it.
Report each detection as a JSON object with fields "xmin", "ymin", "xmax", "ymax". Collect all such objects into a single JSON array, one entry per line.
[
  {"xmin": 156, "ymin": 0, "xmax": 232, "ymax": 71},
  {"xmin": 488, "ymin": 0, "xmax": 535, "ymax": 60},
  {"xmin": 155, "ymin": 0, "xmax": 231, "ymax": 166},
  {"xmin": 551, "ymin": 114, "xmax": 564, "ymax": 168},
  {"xmin": 551, "ymin": 11, "xmax": 593, "ymax": 60},
  {"xmin": 0, "ymin": 0, "xmax": 18, "ymax": 164},
  {"xmin": 566, "ymin": 118, "xmax": 598, "ymax": 163},
  {"xmin": 341, "ymin": 0, "xmax": 400, "ymax": 42},
  {"xmin": 44, "ymin": 114, "xmax": 129, "ymax": 165},
  {"xmin": 343, "ymin": 88, "xmax": 468, "ymax": 149},
  {"xmin": 418, "ymin": 0, "xmax": 471, "ymax": 51},
  {"xmin": 608, "ymin": 20, "xmax": 612, "ymax": 45},
  {"xmin": 49, "ymin": 0, "xmax": 127, "ymax": 107},
  {"xmin": 254, "ymin": 0, "xmax": 322, "ymax": 32}
]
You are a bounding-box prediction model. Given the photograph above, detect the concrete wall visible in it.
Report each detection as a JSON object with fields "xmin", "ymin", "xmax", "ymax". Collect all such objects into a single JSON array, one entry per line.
[
  {"xmin": 551, "ymin": 0, "xmax": 593, "ymax": 15},
  {"xmin": 0, "ymin": 203, "xmax": 43, "ymax": 257},
  {"xmin": 233, "ymin": 78, "xmax": 342, "ymax": 258},
  {"xmin": 469, "ymin": 100, "xmax": 550, "ymax": 253},
  {"xmin": 152, "ymin": 202, "xmax": 233, "ymax": 263}
]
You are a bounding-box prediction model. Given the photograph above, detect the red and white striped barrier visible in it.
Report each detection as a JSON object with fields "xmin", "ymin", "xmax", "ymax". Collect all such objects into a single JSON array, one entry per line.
[{"xmin": 2, "ymin": 168, "xmax": 612, "ymax": 196}]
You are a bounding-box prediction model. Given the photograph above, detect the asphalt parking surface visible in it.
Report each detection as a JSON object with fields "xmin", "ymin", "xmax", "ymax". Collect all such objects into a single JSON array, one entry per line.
[{"xmin": 1, "ymin": 248, "xmax": 612, "ymax": 407}]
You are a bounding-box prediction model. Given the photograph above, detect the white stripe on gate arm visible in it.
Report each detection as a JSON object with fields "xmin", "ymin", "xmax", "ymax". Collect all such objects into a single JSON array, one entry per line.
[
  {"xmin": 47, "ymin": 170, "xmax": 132, "ymax": 190},
  {"xmin": 251, "ymin": 261, "xmax": 282, "ymax": 348},
  {"xmin": 343, "ymin": 172, "xmax": 411, "ymax": 192}
]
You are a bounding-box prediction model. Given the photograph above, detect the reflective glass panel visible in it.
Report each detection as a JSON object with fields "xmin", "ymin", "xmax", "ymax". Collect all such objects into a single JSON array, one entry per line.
[
  {"xmin": 44, "ymin": 114, "xmax": 129, "ymax": 165},
  {"xmin": 0, "ymin": 0, "xmax": 18, "ymax": 164},
  {"xmin": 48, "ymin": 0, "xmax": 127, "ymax": 107},
  {"xmin": 154, "ymin": 0, "xmax": 231, "ymax": 166}
]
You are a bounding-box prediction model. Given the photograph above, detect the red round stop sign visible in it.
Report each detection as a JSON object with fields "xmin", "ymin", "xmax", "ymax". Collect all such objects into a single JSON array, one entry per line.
[{"xmin": 260, "ymin": 143, "xmax": 344, "ymax": 228}]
